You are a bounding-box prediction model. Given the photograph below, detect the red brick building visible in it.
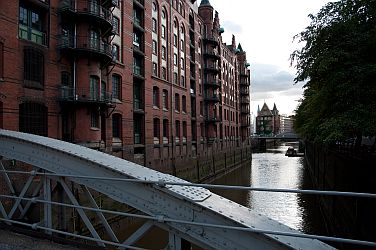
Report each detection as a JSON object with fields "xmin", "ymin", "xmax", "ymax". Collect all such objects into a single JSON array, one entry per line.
[{"xmin": 0, "ymin": 0, "xmax": 251, "ymax": 177}]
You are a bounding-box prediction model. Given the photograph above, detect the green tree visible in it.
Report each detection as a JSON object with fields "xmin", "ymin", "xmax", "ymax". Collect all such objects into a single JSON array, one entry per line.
[{"xmin": 291, "ymin": 0, "xmax": 376, "ymax": 149}]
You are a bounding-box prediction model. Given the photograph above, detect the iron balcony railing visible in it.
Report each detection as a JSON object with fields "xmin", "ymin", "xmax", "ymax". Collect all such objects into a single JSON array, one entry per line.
[
  {"xmin": 58, "ymin": 35, "xmax": 113, "ymax": 61},
  {"xmin": 204, "ymin": 94, "xmax": 220, "ymax": 102},
  {"xmin": 60, "ymin": 85, "xmax": 113, "ymax": 104},
  {"xmin": 203, "ymin": 64, "xmax": 220, "ymax": 73},
  {"xmin": 205, "ymin": 115, "xmax": 221, "ymax": 123},
  {"xmin": 203, "ymin": 35, "xmax": 219, "ymax": 45},
  {"xmin": 59, "ymin": 0, "xmax": 113, "ymax": 31},
  {"xmin": 133, "ymin": 65, "xmax": 143, "ymax": 77},
  {"xmin": 203, "ymin": 50, "xmax": 220, "ymax": 59},
  {"xmin": 133, "ymin": 99, "xmax": 144, "ymax": 111},
  {"xmin": 204, "ymin": 80, "xmax": 221, "ymax": 88}
]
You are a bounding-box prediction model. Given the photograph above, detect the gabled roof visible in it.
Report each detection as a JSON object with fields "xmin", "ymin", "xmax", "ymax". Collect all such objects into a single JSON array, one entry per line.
[{"xmin": 259, "ymin": 103, "xmax": 273, "ymax": 116}]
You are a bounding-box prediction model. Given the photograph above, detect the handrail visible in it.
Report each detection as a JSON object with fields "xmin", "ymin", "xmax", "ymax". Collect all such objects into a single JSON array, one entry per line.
[
  {"xmin": 1, "ymin": 193, "xmax": 375, "ymax": 248},
  {"xmin": 1, "ymin": 169, "xmax": 375, "ymax": 199}
]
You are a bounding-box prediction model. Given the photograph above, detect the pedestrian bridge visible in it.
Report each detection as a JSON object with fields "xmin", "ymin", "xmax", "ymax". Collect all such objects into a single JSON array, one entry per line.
[{"xmin": 0, "ymin": 130, "xmax": 370, "ymax": 249}]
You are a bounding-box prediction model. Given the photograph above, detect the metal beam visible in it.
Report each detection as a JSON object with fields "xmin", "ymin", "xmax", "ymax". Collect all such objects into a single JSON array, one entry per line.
[
  {"xmin": 119, "ymin": 221, "xmax": 154, "ymax": 249},
  {"xmin": 58, "ymin": 178, "xmax": 105, "ymax": 247},
  {"xmin": 7, "ymin": 173, "xmax": 35, "ymax": 219},
  {"xmin": 82, "ymin": 185, "xmax": 119, "ymax": 243}
]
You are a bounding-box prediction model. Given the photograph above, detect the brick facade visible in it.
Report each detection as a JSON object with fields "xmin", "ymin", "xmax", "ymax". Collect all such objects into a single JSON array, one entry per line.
[{"xmin": 0, "ymin": 0, "xmax": 251, "ymax": 177}]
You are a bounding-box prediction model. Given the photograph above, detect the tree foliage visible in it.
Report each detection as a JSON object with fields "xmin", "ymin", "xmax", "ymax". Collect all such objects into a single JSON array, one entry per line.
[{"xmin": 291, "ymin": 0, "xmax": 376, "ymax": 146}]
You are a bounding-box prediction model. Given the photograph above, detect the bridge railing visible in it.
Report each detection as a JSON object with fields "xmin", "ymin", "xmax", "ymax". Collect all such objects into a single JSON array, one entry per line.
[{"xmin": 1, "ymin": 168, "xmax": 376, "ymax": 249}]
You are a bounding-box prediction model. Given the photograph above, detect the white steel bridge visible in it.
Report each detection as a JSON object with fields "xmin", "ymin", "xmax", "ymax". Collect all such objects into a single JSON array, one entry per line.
[{"xmin": 0, "ymin": 130, "xmax": 374, "ymax": 249}]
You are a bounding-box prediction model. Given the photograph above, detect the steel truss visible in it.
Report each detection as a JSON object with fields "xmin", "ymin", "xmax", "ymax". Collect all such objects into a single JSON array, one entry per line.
[{"xmin": 0, "ymin": 130, "xmax": 335, "ymax": 249}]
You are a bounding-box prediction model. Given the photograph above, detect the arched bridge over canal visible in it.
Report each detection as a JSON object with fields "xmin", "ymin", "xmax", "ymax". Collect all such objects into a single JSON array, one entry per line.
[{"xmin": 0, "ymin": 130, "xmax": 338, "ymax": 249}]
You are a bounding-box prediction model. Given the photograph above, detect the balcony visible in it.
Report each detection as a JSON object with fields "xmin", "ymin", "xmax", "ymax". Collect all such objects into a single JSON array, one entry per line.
[
  {"xmin": 203, "ymin": 64, "xmax": 220, "ymax": 74},
  {"xmin": 190, "ymin": 88, "xmax": 196, "ymax": 97},
  {"xmin": 203, "ymin": 35, "xmax": 219, "ymax": 45},
  {"xmin": 204, "ymin": 94, "xmax": 220, "ymax": 103},
  {"xmin": 205, "ymin": 115, "xmax": 221, "ymax": 123},
  {"xmin": 28, "ymin": 0, "xmax": 50, "ymax": 9},
  {"xmin": 204, "ymin": 80, "xmax": 221, "ymax": 89},
  {"xmin": 241, "ymin": 96, "xmax": 250, "ymax": 104},
  {"xmin": 239, "ymin": 71, "xmax": 249, "ymax": 78},
  {"xmin": 240, "ymin": 88, "xmax": 249, "ymax": 96},
  {"xmin": 59, "ymin": 0, "xmax": 113, "ymax": 32},
  {"xmin": 59, "ymin": 86, "xmax": 113, "ymax": 106},
  {"xmin": 241, "ymin": 108, "xmax": 250, "ymax": 114},
  {"xmin": 240, "ymin": 80, "xmax": 250, "ymax": 86},
  {"xmin": 203, "ymin": 50, "xmax": 220, "ymax": 60},
  {"xmin": 58, "ymin": 35, "xmax": 113, "ymax": 63}
]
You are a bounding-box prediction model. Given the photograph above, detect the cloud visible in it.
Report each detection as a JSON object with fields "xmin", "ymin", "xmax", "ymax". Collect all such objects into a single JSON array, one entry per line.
[
  {"xmin": 222, "ymin": 20, "xmax": 242, "ymax": 35},
  {"xmin": 251, "ymin": 63, "xmax": 299, "ymax": 93}
]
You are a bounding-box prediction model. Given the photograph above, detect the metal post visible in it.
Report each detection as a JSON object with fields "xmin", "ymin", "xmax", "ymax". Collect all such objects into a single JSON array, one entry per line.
[{"xmin": 43, "ymin": 175, "xmax": 52, "ymax": 235}]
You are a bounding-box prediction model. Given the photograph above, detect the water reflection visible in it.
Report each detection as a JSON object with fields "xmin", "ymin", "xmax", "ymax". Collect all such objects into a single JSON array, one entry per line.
[{"xmin": 211, "ymin": 143, "xmax": 326, "ymax": 234}]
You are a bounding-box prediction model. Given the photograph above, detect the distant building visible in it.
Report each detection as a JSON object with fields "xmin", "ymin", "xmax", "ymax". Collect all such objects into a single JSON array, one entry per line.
[
  {"xmin": 256, "ymin": 103, "xmax": 280, "ymax": 135},
  {"xmin": 280, "ymin": 115, "xmax": 295, "ymax": 133}
]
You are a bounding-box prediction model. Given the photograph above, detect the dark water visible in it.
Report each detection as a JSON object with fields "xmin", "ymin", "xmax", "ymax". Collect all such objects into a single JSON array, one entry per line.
[{"xmin": 211, "ymin": 143, "xmax": 328, "ymax": 235}]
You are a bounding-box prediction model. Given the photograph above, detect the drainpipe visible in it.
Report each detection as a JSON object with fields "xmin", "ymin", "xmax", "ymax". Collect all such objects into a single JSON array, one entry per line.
[{"xmin": 170, "ymin": 3, "xmax": 176, "ymax": 176}]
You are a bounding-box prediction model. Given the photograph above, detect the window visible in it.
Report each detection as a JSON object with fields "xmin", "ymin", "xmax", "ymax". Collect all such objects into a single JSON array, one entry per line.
[
  {"xmin": 19, "ymin": 6, "xmax": 46, "ymax": 45},
  {"xmin": 112, "ymin": 74, "xmax": 121, "ymax": 100},
  {"xmin": 113, "ymin": 16, "xmax": 120, "ymax": 34},
  {"xmin": 175, "ymin": 93, "xmax": 180, "ymax": 112},
  {"xmin": 133, "ymin": 83, "xmax": 142, "ymax": 110},
  {"xmin": 161, "ymin": 25, "xmax": 166, "ymax": 39},
  {"xmin": 182, "ymin": 95, "xmax": 186, "ymax": 113},
  {"xmin": 153, "ymin": 118, "xmax": 160, "ymax": 144},
  {"xmin": 173, "ymin": 53, "xmax": 177, "ymax": 65},
  {"xmin": 152, "ymin": 18, "xmax": 157, "ymax": 33},
  {"xmin": 152, "ymin": 62, "xmax": 158, "ymax": 76},
  {"xmin": 180, "ymin": 76, "xmax": 185, "ymax": 87},
  {"xmin": 90, "ymin": 76, "xmax": 100, "ymax": 101},
  {"xmin": 112, "ymin": 44, "xmax": 120, "ymax": 61},
  {"xmin": 180, "ymin": 57, "xmax": 184, "ymax": 68},
  {"xmin": 200, "ymin": 101, "xmax": 203, "ymax": 115},
  {"xmin": 0, "ymin": 42, "xmax": 3, "ymax": 79},
  {"xmin": 133, "ymin": 32, "xmax": 141, "ymax": 47},
  {"xmin": 112, "ymin": 114, "xmax": 122, "ymax": 138},
  {"xmin": 161, "ymin": 46, "xmax": 166, "ymax": 60},
  {"xmin": 163, "ymin": 119, "xmax": 169, "ymax": 142},
  {"xmin": 152, "ymin": 40, "xmax": 157, "ymax": 55},
  {"xmin": 175, "ymin": 120, "xmax": 180, "ymax": 139},
  {"xmin": 134, "ymin": 117, "xmax": 142, "ymax": 144},
  {"xmin": 152, "ymin": 2, "xmax": 157, "ymax": 11},
  {"xmin": 161, "ymin": 67, "xmax": 167, "ymax": 80},
  {"xmin": 173, "ymin": 72, "xmax": 178, "ymax": 84},
  {"xmin": 19, "ymin": 102, "xmax": 48, "ymax": 136},
  {"xmin": 101, "ymin": 81, "xmax": 106, "ymax": 101},
  {"xmin": 173, "ymin": 34, "xmax": 178, "ymax": 46},
  {"xmin": 183, "ymin": 121, "xmax": 187, "ymax": 140},
  {"xmin": 162, "ymin": 89, "xmax": 168, "ymax": 109},
  {"xmin": 91, "ymin": 110, "xmax": 99, "ymax": 128},
  {"xmin": 161, "ymin": 10, "xmax": 166, "ymax": 19},
  {"xmin": 24, "ymin": 47, "xmax": 44, "ymax": 88},
  {"xmin": 153, "ymin": 86, "xmax": 159, "ymax": 107}
]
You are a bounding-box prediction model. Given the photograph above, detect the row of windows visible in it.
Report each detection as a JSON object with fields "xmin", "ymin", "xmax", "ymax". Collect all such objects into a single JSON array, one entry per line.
[
  {"xmin": 153, "ymin": 118, "xmax": 187, "ymax": 142},
  {"xmin": 153, "ymin": 87, "xmax": 187, "ymax": 112}
]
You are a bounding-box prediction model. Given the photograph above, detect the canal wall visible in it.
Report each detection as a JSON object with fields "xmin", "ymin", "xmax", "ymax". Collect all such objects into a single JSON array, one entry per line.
[{"xmin": 305, "ymin": 142, "xmax": 376, "ymax": 246}]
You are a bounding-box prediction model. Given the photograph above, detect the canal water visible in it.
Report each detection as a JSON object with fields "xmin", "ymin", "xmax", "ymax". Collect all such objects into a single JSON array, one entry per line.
[{"xmin": 211, "ymin": 143, "xmax": 328, "ymax": 236}]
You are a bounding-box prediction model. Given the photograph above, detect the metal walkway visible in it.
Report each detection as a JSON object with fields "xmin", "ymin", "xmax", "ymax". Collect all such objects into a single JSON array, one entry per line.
[{"xmin": 0, "ymin": 129, "xmax": 334, "ymax": 249}]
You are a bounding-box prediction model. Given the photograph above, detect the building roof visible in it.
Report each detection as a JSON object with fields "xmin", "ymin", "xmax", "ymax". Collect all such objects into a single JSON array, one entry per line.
[
  {"xmin": 200, "ymin": 0, "xmax": 211, "ymax": 6},
  {"xmin": 258, "ymin": 103, "xmax": 273, "ymax": 116}
]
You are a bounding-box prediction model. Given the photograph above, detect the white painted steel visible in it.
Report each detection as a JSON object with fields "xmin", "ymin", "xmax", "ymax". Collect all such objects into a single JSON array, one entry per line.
[{"xmin": 0, "ymin": 129, "xmax": 335, "ymax": 249}]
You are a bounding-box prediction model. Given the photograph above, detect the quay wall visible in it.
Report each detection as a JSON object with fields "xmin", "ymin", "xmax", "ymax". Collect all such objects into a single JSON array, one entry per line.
[{"xmin": 305, "ymin": 142, "xmax": 376, "ymax": 247}]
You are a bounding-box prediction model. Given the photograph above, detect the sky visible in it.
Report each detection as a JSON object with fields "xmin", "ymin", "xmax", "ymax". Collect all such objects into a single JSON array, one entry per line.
[{"xmin": 207, "ymin": 0, "xmax": 331, "ymax": 116}]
